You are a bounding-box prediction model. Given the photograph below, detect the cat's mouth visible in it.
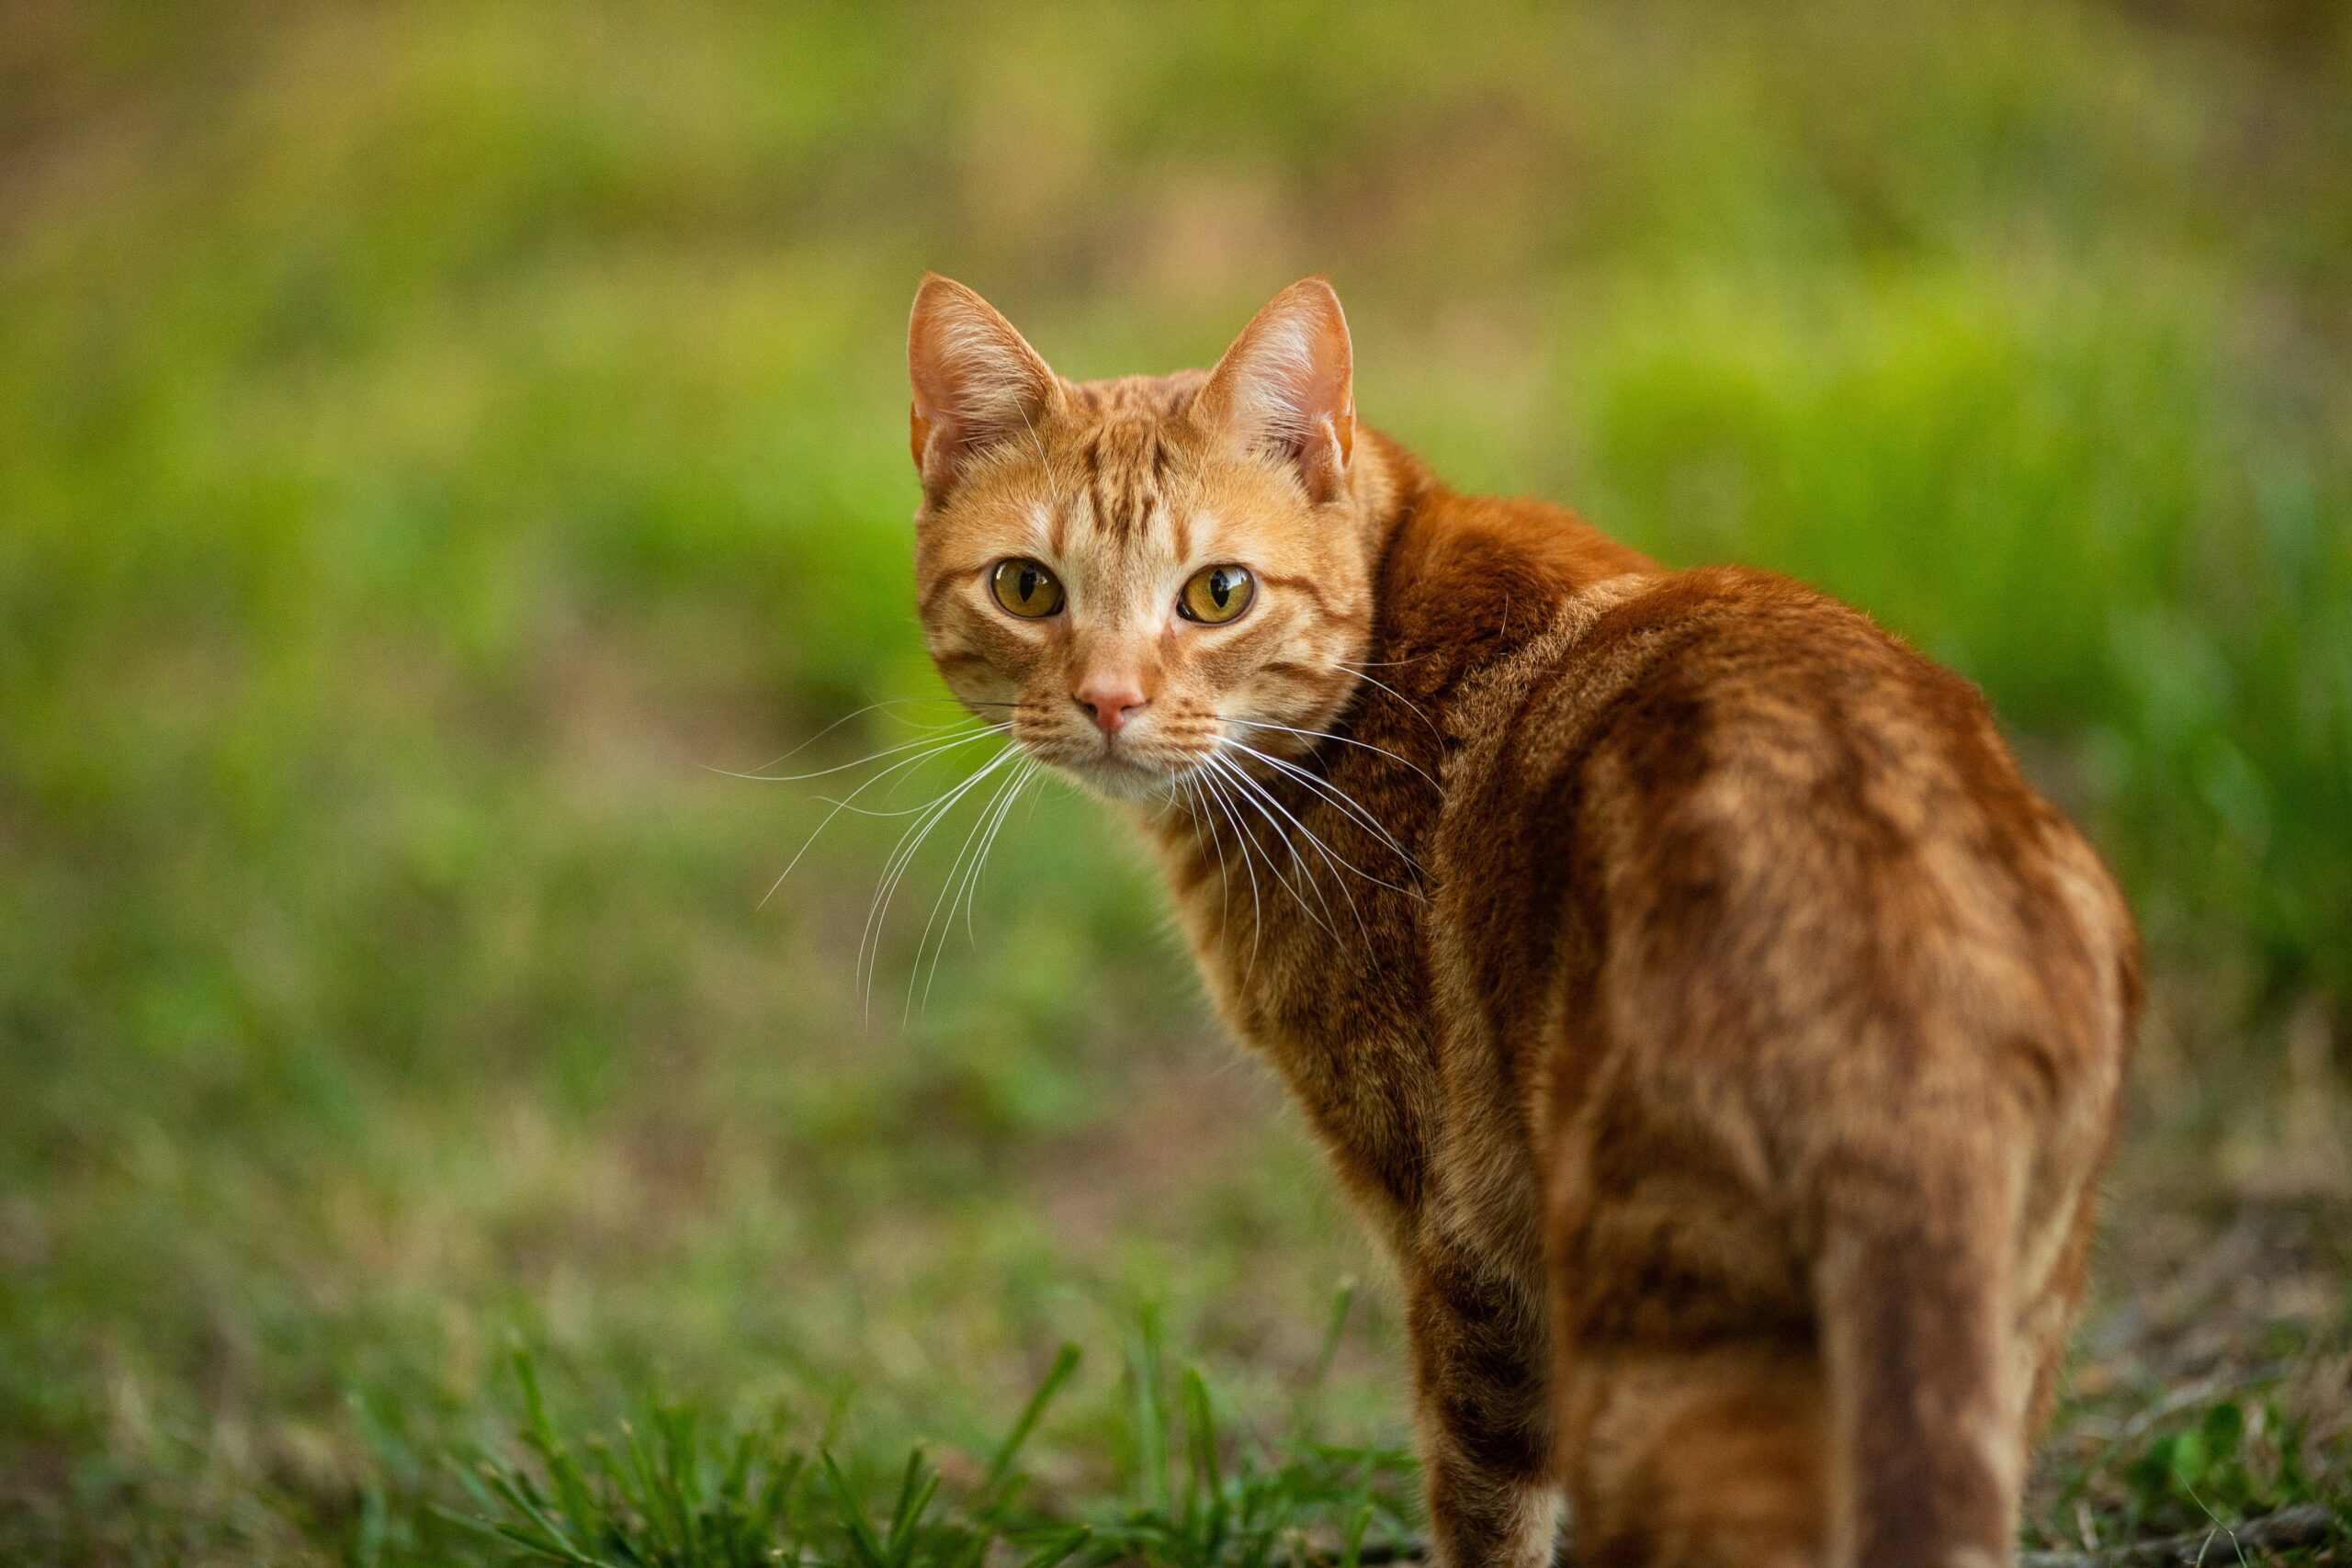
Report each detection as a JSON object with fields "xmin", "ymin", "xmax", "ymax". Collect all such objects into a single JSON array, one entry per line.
[
  {"xmin": 1021, "ymin": 734, "xmax": 1218, "ymax": 801},
  {"xmin": 1074, "ymin": 752, "xmax": 1205, "ymax": 800},
  {"xmin": 1005, "ymin": 705, "xmax": 1227, "ymax": 799}
]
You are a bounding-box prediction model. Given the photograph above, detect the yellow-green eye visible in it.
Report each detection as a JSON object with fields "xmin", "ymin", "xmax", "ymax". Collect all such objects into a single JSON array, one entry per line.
[
  {"xmin": 1179, "ymin": 564, "xmax": 1254, "ymax": 625},
  {"xmin": 990, "ymin": 558, "xmax": 1065, "ymax": 618}
]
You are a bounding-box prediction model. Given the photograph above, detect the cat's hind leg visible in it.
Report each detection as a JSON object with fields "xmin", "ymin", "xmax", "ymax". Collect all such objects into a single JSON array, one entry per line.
[{"xmin": 1555, "ymin": 1340, "xmax": 1828, "ymax": 1568}]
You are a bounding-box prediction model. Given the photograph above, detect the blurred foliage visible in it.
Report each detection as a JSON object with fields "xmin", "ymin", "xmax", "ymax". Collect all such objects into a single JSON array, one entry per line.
[{"xmin": 1, "ymin": 1, "xmax": 2349, "ymax": 1562}]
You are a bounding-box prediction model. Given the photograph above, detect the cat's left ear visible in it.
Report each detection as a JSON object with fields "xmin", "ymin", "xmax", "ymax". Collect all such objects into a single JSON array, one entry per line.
[{"xmin": 1194, "ymin": 276, "xmax": 1355, "ymax": 504}]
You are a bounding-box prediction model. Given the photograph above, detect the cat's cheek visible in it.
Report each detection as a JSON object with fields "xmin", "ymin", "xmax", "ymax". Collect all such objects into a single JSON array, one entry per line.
[
  {"xmin": 920, "ymin": 620, "xmax": 1020, "ymax": 715},
  {"xmin": 932, "ymin": 600, "xmax": 1054, "ymax": 680}
]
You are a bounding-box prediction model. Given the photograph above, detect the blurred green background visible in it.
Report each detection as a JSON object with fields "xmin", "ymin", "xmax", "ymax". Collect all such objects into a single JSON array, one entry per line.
[{"xmin": 3, "ymin": 3, "xmax": 2349, "ymax": 1562}]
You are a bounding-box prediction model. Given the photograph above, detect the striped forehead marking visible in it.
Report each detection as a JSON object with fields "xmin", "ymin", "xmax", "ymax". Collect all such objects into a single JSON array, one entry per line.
[{"xmin": 1077, "ymin": 419, "xmax": 1174, "ymax": 544}]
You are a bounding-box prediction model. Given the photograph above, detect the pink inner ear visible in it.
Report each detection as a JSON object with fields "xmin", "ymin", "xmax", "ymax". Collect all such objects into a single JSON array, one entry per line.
[
  {"xmin": 1261, "ymin": 318, "xmax": 1350, "ymax": 445},
  {"xmin": 906, "ymin": 276, "xmax": 1058, "ymax": 486},
  {"xmin": 1201, "ymin": 280, "xmax": 1355, "ymax": 500}
]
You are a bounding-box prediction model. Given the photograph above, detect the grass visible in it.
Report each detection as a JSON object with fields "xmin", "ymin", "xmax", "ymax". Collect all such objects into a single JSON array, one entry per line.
[
  {"xmin": 2, "ymin": 1, "xmax": 2349, "ymax": 1562},
  {"xmin": 416, "ymin": 1275, "xmax": 2352, "ymax": 1568},
  {"xmin": 436, "ymin": 1319, "xmax": 1426, "ymax": 1568}
]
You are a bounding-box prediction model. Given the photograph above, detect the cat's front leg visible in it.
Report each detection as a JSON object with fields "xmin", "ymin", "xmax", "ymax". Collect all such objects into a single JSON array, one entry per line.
[{"xmin": 1403, "ymin": 1242, "xmax": 1563, "ymax": 1568}]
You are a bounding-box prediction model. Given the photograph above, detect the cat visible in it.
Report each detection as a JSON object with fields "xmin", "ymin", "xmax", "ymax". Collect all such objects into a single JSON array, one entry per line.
[{"xmin": 903, "ymin": 274, "xmax": 2139, "ymax": 1568}]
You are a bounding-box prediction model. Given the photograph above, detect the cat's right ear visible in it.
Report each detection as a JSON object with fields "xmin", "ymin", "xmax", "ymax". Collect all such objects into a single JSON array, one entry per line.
[{"xmin": 907, "ymin": 275, "xmax": 1060, "ymax": 495}]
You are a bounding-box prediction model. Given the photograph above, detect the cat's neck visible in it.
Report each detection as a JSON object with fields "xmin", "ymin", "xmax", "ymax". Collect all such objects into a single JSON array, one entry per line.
[{"xmin": 1336, "ymin": 425, "xmax": 1434, "ymax": 569}]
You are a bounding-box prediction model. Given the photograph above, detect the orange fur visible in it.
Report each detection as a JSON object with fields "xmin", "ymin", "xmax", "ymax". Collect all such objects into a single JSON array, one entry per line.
[{"xmin": 906, "ymin": 275, "xmax": 2139, "ymax": 1568}]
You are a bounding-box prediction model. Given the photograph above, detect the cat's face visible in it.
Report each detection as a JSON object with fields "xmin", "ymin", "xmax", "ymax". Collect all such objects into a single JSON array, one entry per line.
[{"xmin": 906, "ymin": 277, "xmax": 1373, "ymax": 801}]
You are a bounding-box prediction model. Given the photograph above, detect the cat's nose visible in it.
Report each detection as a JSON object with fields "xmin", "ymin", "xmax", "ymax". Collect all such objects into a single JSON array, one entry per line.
[{"xmin": 1074, "ymin": 678, "xmax": 1148, "ymax": 739}]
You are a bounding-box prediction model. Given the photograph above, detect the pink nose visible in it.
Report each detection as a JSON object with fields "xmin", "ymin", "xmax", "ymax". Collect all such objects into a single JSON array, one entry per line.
[{"xmin": 1074, "ymin": 678, "xmax": 1148, "ymax": 739}]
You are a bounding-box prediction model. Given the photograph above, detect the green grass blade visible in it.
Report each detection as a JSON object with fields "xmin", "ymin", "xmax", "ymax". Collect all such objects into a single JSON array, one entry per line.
[
  {"xmin": 884, "ymin": 1448, "xmax": 941, "ymax": 1568},
  {"xmin": 1309, "ymin": 1284, "xmax": 1354, "ymax": 1395},
  {"xmin": 981, "ymin": 1343, "xmax": 1081, "ymax": 1506},
  {"xmin": 1013, "ymin": 1525, "xmax": 1091, "ymax": 1568},
  {"xmin": 1182, "ymin": 1367, "xmax": 1227, "ymax": 1557},
  {"xmin": 819, "ymin": 1447, "xmax": 891, "ymax": 1568},
  {"xmin": 1126, "ymin": 1304, "xmax": 1171, "ymax": 1515},
  {"xmin": 513, "ymin": 1349, "xmax": 605, "ymax": 1539}
]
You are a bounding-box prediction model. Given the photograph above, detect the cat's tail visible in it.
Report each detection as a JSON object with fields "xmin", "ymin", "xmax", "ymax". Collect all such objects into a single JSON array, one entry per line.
[{"xmin": 1813, "ymin": 1135, "xmax": 2029, "ymax": 1568}]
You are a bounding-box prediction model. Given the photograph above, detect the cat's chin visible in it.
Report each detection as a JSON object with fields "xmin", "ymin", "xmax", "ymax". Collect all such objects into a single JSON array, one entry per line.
[{"xmin": 1041, "ymin": 750, "xmax": 1198, "ymax": 803}]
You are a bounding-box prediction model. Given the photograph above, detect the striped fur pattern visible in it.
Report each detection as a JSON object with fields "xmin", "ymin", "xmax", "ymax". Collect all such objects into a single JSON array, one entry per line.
[{"xmin": 905, "ymin": 276, "xmax": 2140, "ymax": 1568}]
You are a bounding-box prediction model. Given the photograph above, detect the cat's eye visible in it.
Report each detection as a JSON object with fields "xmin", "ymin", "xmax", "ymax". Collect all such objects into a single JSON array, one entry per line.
[
  {"xmin": 1179, "ymin": 564, "xmax": 1254, "ymax": 625},
  {"xmin": 990, "ymin": 558, "xmax": 1065, "ymax": 618}
]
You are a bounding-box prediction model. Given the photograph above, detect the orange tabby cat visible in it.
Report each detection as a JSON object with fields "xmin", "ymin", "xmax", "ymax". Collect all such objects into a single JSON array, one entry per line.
[{"xmin": 904, "ymin": 275, "xmax": 2138, "ymax": 1568}]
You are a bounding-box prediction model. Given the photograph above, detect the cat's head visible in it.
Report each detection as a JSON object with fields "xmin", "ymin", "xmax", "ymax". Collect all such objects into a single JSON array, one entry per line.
[{"xmin": 906, "ymin": 276, "xmax": 1374, "ymax": 801}]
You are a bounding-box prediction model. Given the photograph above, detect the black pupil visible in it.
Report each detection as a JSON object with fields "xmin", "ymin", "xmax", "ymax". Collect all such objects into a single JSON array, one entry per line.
[
  {"xmin": 1208, "ymin": 570, "xmax": 1231, "ymax": 607},
  {"xmin": 1018, "ymin": 566, "xmax": 1040, "ymax": 603}
]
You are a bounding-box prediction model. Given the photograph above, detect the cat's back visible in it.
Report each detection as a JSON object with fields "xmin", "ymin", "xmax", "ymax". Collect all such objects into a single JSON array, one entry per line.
[
  {"xmin": 1555, "ymin": 562, "xmax": 2135, "ymax": 1008},
  {"xmin": 1416, "ymin": 532, "xmax": 2137, "ymax": 1122},
  {"xmin": 1612, "ymin": 563, "xmax": 2133, "ymax": 1110}
]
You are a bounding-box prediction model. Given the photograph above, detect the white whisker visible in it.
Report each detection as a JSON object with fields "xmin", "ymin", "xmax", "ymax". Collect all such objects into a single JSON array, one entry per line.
[
  {"xmin": 858, "ymin": 748, "xmax": 1020, "ymax": 1021},
  {"xmin": 715, "ymin": 697, "xmax": 987, "ymax": 778},
  {"xmin": 1217, "ymin": 716, "xmax": 1438, "ymax": 789},
  {"xmin": 1221, "ymin": 739, "xmax": 1423, "ymax": 890},
  {"xmin": 1177, "ymin": 777, "xmax": 1232, "ymax": 939},
  {"xmin": 1196, "ymin": 763, "xmax": 1265, "ymax": 980},
  {"xmin": 1208, "ymin": 755, "xmax": 1346, "ymax": 945},
  {"xmin": 756, "ymin": 727, "xmax": 1011, "ymax": 908},
  {"xmin": 964, "ymin": 764, "xmax": 1035, "ymax": 943},
  {"xmin": 1212, "ymin": 750, "xmax": 1382, "ymax": 950},
  {"xmin": 717, "ymin": 720, "xmax": 1010, "ymax": 784},
  {"xmin": 1337, "ymin": 666, "xmax": 1442, "ymax": 739},
  {"xmin": 911, "ymin": 756, "xmax": 1035, "ymax": 1016},
  {"xmin": 1334, "ymin": 652, "xmax": 1435, "ymax": 670},
  {"xmin": 910, "ymin": 757, "xmax": 1027, "ymax": 1010}
]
